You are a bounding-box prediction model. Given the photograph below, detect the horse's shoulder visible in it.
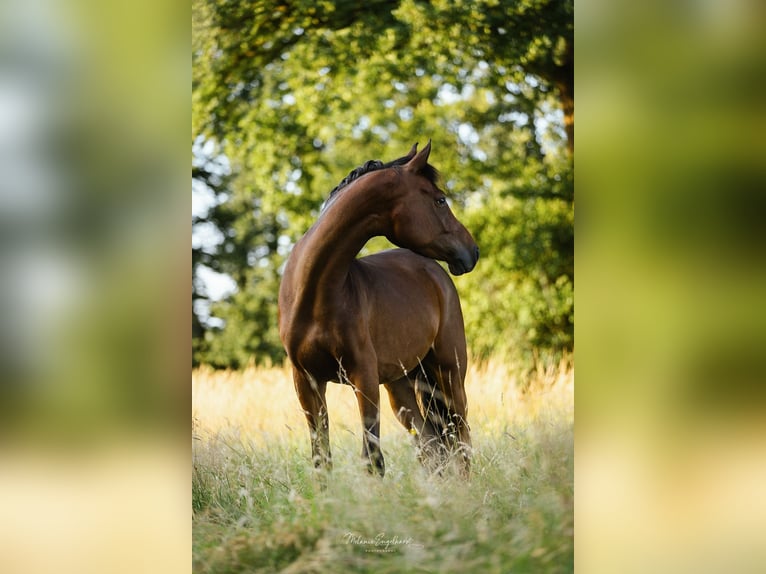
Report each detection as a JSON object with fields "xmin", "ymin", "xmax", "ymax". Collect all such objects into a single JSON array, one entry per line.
[{"xmin": 356, "ymin": 249, "xmax": 456, "ymax": 290}]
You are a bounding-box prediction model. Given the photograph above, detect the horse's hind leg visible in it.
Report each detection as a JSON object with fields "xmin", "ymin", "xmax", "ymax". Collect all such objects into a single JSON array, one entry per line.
[
  {"xmin": 384, "ymin": 377, "xmax": 443, "ymax": 470},
  {"xmin": 292, "ymin": 368, "xmax": 331, "ymax": 473},
  {"xmin": 385, "ymin": 377, "xmax": 438, "ymax": 437}
]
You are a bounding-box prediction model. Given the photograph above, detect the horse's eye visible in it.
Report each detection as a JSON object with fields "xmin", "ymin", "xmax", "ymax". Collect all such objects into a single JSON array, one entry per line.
[{"xmin": 435, "ymin": 197, "xmax": 447, "ymax": 207}]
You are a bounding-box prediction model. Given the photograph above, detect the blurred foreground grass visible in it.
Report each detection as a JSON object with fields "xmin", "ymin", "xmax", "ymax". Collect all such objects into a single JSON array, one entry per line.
[{"xmin": 192, "ymin": 358, "xmax": 574, "ymax": 573}]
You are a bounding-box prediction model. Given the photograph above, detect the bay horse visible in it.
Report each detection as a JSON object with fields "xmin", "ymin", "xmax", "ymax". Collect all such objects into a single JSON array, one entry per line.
[{"xmin": 278, "ymin": 141, "xmax": 479, "ymax": 478}]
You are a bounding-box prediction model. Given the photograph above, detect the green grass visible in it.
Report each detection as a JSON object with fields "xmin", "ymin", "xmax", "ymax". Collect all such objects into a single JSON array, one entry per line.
[{"xmin": 193, "ymin": 359, "xmax": 573, "ymax": 573}]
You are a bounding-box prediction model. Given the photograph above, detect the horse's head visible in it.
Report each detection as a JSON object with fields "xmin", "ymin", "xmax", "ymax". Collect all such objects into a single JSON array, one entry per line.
[{"xmin": 387, "ymin": 141, "xmax": 479, "ymax": 275}]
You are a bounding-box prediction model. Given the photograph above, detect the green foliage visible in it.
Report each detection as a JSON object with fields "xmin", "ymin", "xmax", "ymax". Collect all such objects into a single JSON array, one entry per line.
[
  {"xmin": 462, "ymin": 155, "xmax": 574, "ymax": 361},
  {"xmin": 192, "ymin": 0, "xmax": 573, "ymax": 367}
]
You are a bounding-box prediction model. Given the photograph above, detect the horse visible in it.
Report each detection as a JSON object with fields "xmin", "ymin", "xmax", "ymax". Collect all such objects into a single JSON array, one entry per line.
[{"xmin": 278, "ymin": 141, "xmax": 479, "ymax": 478}]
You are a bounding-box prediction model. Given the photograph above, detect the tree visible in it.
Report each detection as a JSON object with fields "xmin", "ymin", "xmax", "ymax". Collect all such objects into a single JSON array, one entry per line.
[{"xmin": 192, "ymin": 0, "xmax": 573, "ymax": 367}]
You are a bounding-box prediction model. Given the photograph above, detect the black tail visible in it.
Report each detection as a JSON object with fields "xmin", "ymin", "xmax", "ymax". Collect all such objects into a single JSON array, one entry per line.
[{"xmin": 413, "ymin": 373, "xmax": 456, "ymax": 449}]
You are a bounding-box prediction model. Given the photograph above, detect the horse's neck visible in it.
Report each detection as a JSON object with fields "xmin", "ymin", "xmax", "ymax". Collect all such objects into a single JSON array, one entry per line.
[{"xmin": 292, "ymin": 184, "xmax": 389, "ymax": 302}]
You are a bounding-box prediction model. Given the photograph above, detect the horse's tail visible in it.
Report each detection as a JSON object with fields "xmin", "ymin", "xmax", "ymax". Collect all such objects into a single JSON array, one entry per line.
[
  {"xmin": 412, "ymin": 371, "xmax": 472, "ymax": 476},
  {"xmin": 413, "ymin": 375, "xmax": 454, "ymax": 448}
]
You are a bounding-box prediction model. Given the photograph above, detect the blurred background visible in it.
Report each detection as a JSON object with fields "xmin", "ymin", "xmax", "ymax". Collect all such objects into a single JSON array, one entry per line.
[
  {"xmin": 0, "ymin": 0, "xmax": 188, "ymax": 572},
  {"xmin": 577, "ymin": 0, "xmax": 766, "ymax": 572}
]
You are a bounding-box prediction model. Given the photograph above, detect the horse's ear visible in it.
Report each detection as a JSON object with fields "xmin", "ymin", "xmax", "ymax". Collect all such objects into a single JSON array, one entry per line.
[
  {"xmin": 405, "ymin": 139, "xmax": 431, "ymax": 172},
  {"xmin": 404, "ymin": 142, "xmax": 418, "ymax": 160}
]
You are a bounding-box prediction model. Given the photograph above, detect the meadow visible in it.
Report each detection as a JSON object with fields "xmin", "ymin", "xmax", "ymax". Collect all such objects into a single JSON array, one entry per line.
[{"xmin": 192, "ymin": 357, "xmax": 573, "ymax": 573}]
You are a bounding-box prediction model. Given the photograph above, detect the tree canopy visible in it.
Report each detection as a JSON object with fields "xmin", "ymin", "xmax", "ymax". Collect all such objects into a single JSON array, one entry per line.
[{"xmin": 192, "ymin": 0, "xmax": 573, "ymax": 368}]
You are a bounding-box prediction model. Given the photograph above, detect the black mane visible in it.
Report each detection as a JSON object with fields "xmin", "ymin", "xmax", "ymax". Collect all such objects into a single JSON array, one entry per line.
[{"xmin": 325, "ymin": 150, "xmax": 440, "ymax": 205}]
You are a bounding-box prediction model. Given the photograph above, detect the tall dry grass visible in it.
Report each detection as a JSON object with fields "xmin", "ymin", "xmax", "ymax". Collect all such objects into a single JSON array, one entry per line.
[{"xmin": 192, "ymin": 356, "xmax": 573, "ymax": 443}]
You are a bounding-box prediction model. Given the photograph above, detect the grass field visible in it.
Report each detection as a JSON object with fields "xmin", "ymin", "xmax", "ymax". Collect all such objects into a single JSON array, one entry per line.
[{"xmin": 192, "ymin": 356, "xmax": 573, "ymax": 573}]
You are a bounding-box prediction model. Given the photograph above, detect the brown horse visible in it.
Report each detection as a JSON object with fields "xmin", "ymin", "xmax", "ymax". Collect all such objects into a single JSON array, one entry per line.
[{"xmin": 278, "ymin": 141, "xmax": 479, "ymax": 477}]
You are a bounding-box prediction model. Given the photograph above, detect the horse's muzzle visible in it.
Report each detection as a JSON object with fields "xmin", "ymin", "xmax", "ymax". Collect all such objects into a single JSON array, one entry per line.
[{"xmin": 448, "ymin": 245, "xmax": 479, "ymax": 275}]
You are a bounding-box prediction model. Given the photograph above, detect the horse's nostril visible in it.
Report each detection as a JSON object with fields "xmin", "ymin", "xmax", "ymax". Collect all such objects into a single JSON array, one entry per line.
[{"xmin": 474, "ymin": 245, "xmax": 480, "ymax": 261}]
